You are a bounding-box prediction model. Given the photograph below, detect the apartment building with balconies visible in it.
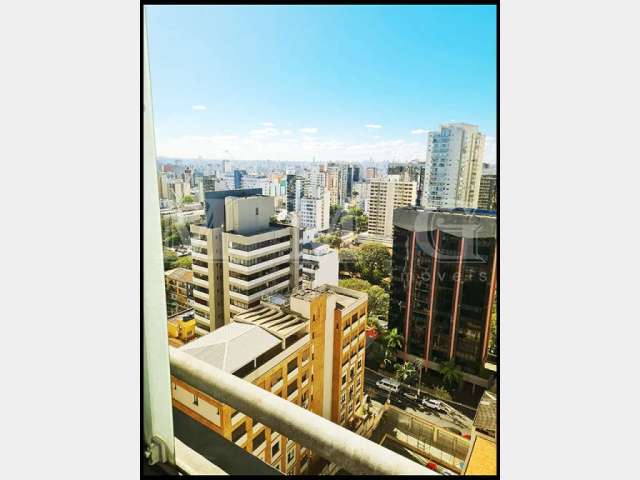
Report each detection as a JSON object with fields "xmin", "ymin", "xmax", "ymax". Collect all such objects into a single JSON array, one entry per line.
[
  {"xmin": 190, "ymin": 190, "xmax": 302, "ymax": 332},
  {"xmin": 165, "ymin": 267, "xmax": 194, "ymax": 313},
  {"xmin": 424, "ymin": 123, "xmax": 486, "ymax": 209},
  {"xmin": 366, "ymin": 176, "xmax": 417, "ymax": 243}
]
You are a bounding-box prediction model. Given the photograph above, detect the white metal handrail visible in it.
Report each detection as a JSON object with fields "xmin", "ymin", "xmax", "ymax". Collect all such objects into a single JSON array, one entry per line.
[{"xmin": 169, "ymin": 347, "xmax": 437, "ymax": 476}]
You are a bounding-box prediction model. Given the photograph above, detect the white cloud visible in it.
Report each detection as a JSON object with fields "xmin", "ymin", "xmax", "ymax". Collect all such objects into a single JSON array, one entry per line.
[
  {"xmin": 282, "ymin": 129, "xmax": 292, "ymax": 135},
  {"xmin": 365, "ymin": 124, "xmax": 382, "ymax": 129},
  {"xmin": 191, "ymin": 105, "xmax": 207, "ymax": 111},
  {"xmin": 249, "ymin": 127, "xmax": 280, "ymax": 139},
  {"xmin": 261, "ymin": 122, "xmax": 275, "ymax": 127},
  {"xmin": 299, "ymin": 127, "xmax": 318, "ymax": 134},
  {"xmin": 411, "ymin": 129, "xmax": 429, "ymax": 135},
  {"xmin": 157, "ymin": 132, "xmax": 424, "ymax": 163}
]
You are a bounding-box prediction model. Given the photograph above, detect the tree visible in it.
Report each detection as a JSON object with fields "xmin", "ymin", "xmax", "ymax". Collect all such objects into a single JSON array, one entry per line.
[
  {"xmin": 440, "ymin": 360, "xmax": 463, "ymax": 390},
  {"xmin": 163, "ymin": 248, "xmax": 178, "ymax": 271},
  {"xmin": 488, "ymin": 296, "xmax": 498, "ymax": 357},
  {"xmin": 161, "ymin": 217, "xmax": 183, "ymax": 248},
  {"xmin": 394, "ymin": 361, "xmax": 417, "ymax": 384},
  {"xmin": 367, "ymin": 285, "xmax": 389, "ymax": 320},
  {"xmin": 339, "ymin": 214, "xmax": 355, "ymax": 231},
  {"xmin": 433, "ymin": 386, "xmax": 453, "ymax": 401},
  {"xmin": 339, "ymin": 248, "xmax": 359, "ymax": 274},
  {"xmin": 357, "ymin": 244, "xmax": 391, "ymax": 285},
  {"xmin": 381, "ymin": 327, "xmax": 403, "ymax": 367},
  {"xmin": 181, "ymin": 194, "xmax": 195, "ymax": 203},
  {"xmin": 356, "ymin": 215, "xmax": 368, "ymax": 233},
  {"xmin": 176, "ymin": 255, "xmax": 192, "ymax": 269},
  {"xmin": 338, "ymin": 278, "xmax": 372, "ymax": 292},
  {"xmin": 318, "ymin": 233, "xmax": 342, "ymax": 249}
]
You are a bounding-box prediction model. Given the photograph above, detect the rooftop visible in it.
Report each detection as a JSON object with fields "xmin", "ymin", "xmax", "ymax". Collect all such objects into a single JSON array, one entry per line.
[
  {"xmin": 290, "ymin": 284, "xmax": 367, "ymax": 311},
  {"xmin": 464, "ymin": 436, "xmax": 497, "ymax": 475},
  {"xmin": 473, "ymin": 391, "xmax": 497, "ymax": 437},
  {"xmin": 179, "ymin": 322, "xmax": 281, "ymax": 375},
  {"xmin": 233, "ymin": 303, "xmax": 308, "ymax": 340},
  {"xmin": 165, "ymin": 267, "xmax": 193, "ymax": 283}
]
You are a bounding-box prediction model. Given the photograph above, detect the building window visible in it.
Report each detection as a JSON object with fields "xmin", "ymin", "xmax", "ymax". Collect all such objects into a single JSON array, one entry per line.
[
  {"xmin": 253, "ymin": 430, "xmax": 266, "ymax": 450},
  {"xmin": 255, "ymin": 207, "xmax": 259, "ymax": 215},
  {"xmin": 231, "ymin": 422, "xmax": 247, "ymax": 444},
  {"xmin": 287, "ymin": 359, "xmax": 297, "ymax": 374},
  {"xmin": 272, "ymin": 439, "xmax": 280, "ymax": 457},
  {"xmin": 287, "ymin": 381, "xmax": 297, "ymax": 397},
  {"xmin": 192, "ymin": 394, "xmax": 198, "ymax": 406},
  {"xmin": 287, "ymin": 449, "xmax": 295, "ymax": 465}
]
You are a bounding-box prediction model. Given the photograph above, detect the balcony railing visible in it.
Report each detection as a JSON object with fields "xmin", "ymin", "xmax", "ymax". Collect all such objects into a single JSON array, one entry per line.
[{"xmin": 169, "ymin": 347, "xmax": 435, "ymax": 476}]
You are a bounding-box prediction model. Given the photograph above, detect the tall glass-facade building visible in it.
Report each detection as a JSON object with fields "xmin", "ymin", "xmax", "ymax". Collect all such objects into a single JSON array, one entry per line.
[{"xmin": 389, "ymin": 208, "xmax": 497, "ymax": 375}]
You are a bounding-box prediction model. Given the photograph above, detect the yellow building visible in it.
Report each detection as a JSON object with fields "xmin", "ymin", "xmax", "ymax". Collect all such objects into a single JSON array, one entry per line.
[
  {"xmin": 167, "ymin": 310, "xmax": 197, "ymax": 347},
  {"xmin": 170, "ymin": 285, "xmax": 368, "ymax": 475},
  {"xmin": 164, "ymin": 267, "xmax": 193, "ymax": 311}
]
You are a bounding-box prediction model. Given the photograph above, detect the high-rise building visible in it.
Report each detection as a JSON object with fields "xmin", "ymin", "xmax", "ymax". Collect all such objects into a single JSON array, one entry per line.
[
  {"xmin": 242, "ymin": 174, "xmax": 271, "ymax": 196},
  {"xmin": 170, "ymin": 285, "xmax": 368, "ymax": 475},
  {"xmin": 424, "ymin": 123, "xmax": 486, "ymax": 209},
  {"xmin": 190, "ymin": 189, "xmax": 302, "ymax": 332},
  {"xmin": 326, "ymin": 164, "xmax": 343, "ymax": 206},
  {"xmin": 352, "ymin": 181, "xmax": 369, "ymax": 213},
  {"xmin": 352, "ymin": 165, "xmax": 361, "ymax": 183},
  {"xmin": 202, "ymin": 175, "xmax": 217, "ymax": 193},
  {"xmin": 234, "ymin": 169, "xmax": 247, "ymax": 189},
  {"xmin": 286, "ymin": 174, "xmax": 303, "ymax": 213},
  {"xmin": 365, "ymin": 166, "xmax": 378, "ymax": 180},
  {"xmin": 389, "ymin": 208, "xmax": 497, "ymax": 379},
  {"xmin": 477, "ymin": 163, "xmax": 497, "ymax": 211},
  {"xmin": 299, "ymin": 194, "xmax": 330, "ymax": 233},
  {"xmin": 366, "ymin": 177, "xmax": 417, "ymax": 241}
]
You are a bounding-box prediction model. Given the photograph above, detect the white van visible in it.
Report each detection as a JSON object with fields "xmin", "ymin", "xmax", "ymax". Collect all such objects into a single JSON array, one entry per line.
[{"xmin": 376, "ymin": 378, "xmax": 401, "ymax": 393}]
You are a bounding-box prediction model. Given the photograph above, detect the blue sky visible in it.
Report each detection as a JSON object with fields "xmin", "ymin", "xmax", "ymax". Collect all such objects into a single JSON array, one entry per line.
[{"xmin": 146, "ymin": 5, "xmax": 496, "ymax": 163}]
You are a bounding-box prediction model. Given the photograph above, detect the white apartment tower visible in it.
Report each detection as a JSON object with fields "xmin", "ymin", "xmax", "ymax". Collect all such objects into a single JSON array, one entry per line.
[
  {"xmin": 366, "ymin": 176, "xmax": 417, "ymax": 240},
  {"xmin": 299, "ymin": 194, "xmax": 331, "ymax": 233},
  {"xmin": 424, "ymin": 123, "xmax": 486, "ymax": 209}
]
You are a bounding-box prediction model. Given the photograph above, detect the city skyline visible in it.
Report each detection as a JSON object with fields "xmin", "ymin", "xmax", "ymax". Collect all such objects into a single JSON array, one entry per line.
[{"xmin": 147, "ymin": 5, "xmax": 497, "ymax": 163}]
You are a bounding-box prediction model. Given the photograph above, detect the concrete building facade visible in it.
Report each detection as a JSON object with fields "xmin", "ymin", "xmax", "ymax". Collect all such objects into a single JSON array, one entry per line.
[
  {"xmin": 424, "ymin": 123, "xmax": 486, "ymax": 209},
  {"xmin": 190, "ymin": 190, "xmax": 302, "ymax": 333},
  {"xmin": 301, "ymin": 242, "xmax": 339, "ymax": 289},
  {"xmin": 366, "ymin": 176, "xmax": 417, "ymax": 241}
]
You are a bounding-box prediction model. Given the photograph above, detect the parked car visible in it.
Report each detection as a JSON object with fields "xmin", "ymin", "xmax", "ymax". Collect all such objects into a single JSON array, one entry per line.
[
  {"xmin": 376, "ymin": 377, "xmax": 401, "ymax": 393},
  {"xmin": 403, "ymin": 391, "xmax": 419, "ymax": 401},
  {"xmin": 422, "ymin": 398, "xmax": 444, "ymax": 411}
]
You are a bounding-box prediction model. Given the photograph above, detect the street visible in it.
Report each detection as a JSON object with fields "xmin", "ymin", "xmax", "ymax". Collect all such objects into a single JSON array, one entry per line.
[{"xmin": 363, "ymin": 367, "xmax": 476, "ymax": 435}]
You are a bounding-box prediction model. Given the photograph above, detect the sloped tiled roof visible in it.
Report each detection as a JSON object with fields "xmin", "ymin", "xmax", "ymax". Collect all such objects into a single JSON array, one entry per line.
[
  {"xmin": 179, "ymin": 322, "xmax": 280, "ymax": 374},
  {"xmin": 473, "ymin": 391, "xmax": 497, "ymax": 437},
  {"xmin": 165, "ymin": 267, "xmax": 193, "ymax": 283}
]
